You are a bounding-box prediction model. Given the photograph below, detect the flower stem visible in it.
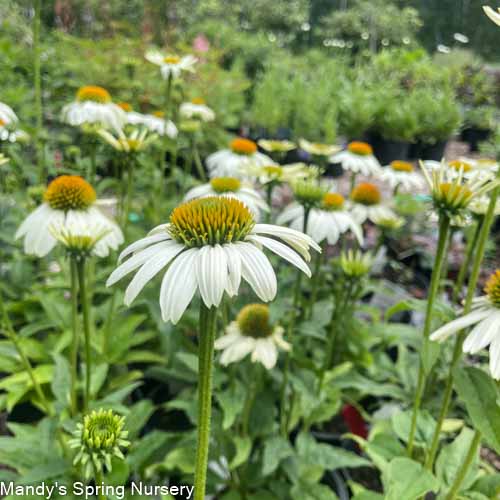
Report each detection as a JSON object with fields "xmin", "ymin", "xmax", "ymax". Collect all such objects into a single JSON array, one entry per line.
[
  {"xmin": 425, "ymin": 180, "xmax": 500, "ymax": 469},
  {"xmin": 452, "ymin": 218, "xmax": 481, "ymax": 304},
  {"xmin": 192, "ymin": 137, "xmax": 206, "ymax": 181},
  {"xmin": 407, "ymin": 213, "xmax": 450, "ymax": 456},
  {"xmin": 70, "ymin": 257, "xmax": 80, "ymax": 416},
  {"xmin": 445, "ymin": 430, "xmax": 481, "ymax": 500},
  {"xmin": 76, "ymin": 258, "xmax": 92, "ymax": 413},
  {"xmin": 194, "ymin": 303, "xmax": 218, "ymax": 500},
  {"xmin": 88, "ymin": 140, "xmax": 97, "ymax": 184},
  {"xmin": 241, "ymin": 365, "xmax": 263, "ymax": 436},
  {"xmin": 33, "ymin": 0, "xmax": 44, "ymax": 183},
  {"xmin": 0, "ymin": 291, "xmax": 52, "ymax": 415},
  {"xmin": 93, "ymin": 465, "xmax": 107, "ymax": 500}
]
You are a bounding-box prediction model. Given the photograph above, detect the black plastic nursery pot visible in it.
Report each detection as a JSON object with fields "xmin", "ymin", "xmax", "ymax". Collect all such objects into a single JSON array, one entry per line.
[
  {"xmin": 370, "ymin": 135, "xmax": 410, "ymax": 165},
  {"xmin": 418, "ymin": 140, "xmax": 447, "ymax": 161},
  {"xmin": 460, "ymin": 127, "xmax": 491, "ymax": 152}
]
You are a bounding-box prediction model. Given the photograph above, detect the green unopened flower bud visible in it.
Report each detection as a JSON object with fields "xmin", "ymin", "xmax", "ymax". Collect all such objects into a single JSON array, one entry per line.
[
  {"xmin": 179, "ymin": 119, "xmax": 202, "ymax": 134},
  {"xmin": 339, "ymin": 249, "xmax": 373, "ymax": 278},
  {"xmin": 292, "ymin": 180, "xmax": 325, "ymax": 208},
  {"xmin": 69, "ymin": 409, "xmax": 130, "ymax": 478}
]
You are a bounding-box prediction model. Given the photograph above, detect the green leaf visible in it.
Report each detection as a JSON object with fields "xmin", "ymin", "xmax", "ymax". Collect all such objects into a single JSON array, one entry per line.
[
  {"xmin": 162, "ymin": 446, "xmax": 195, "ymax": 474},
  {"xmin": 436, "ymin": 427, "xmax": 478, "ymax": 490},
  {"xmin": 290, "ymin": 482, "xmax": 338, "ymax": 500},
  {"xmin": 51, "ymin": 354, "xmax": 71, "ymax": 411},
  {"xmin": 229, "ymin": 435, "xmax": 252, "ymax": 469},
  {"xmin": 262, "ymin": 435, "xmax": 294, "ymax": 476},
  {"xmin": 391, "ymin": 410, "xmax": 436, "ymax": 448},
  {"xmin": 125, "ymin": 399, "xmax": 155, "ymax": 439},
  {"xmin": 384, "ymin": 457, "xmax": 439, "ymax": 500},
  {"xmin": 17, "ymin": 458, "xmax": 69, "ymax": 484},
  {"xmin": 453, "ymin": 366, "xmax": 500, "ymax": 453},
  {"xmin": 217, "ymin": 381, "xmax": 246, "ymax": 430}
]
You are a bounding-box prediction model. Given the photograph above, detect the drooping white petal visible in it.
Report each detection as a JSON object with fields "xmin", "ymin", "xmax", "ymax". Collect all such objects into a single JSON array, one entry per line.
[
  {"xmin": 124, "ymin": 243, "xmax": 185, "ymax": 305},
  {"xmin": 118, "ymin": 232, "xmax": 170, "ymax": 262},
  {"xmin": 219, "ymin": 336, "xmax": 256, "ymax": 365},
  {"xmin": 159, "ymin": 248, "xmax": 199, "ymax": 324},
  {"xmin": 430, "ymin": 308, "xmax": 491, "ymax": 343},
  {"xmin": 489, "ymin": 336, "xmax": 500, "ymax": 380},
  {"xmin": 463, "ymin": 311, "xmax": 500, "ymax": 354},
  {"xmin": 223, "ymin": 244, "xmax": 242, "ymax": 296},
  {"xmin": 196, "ymin": 244, "xmax": 228, "ymax": 308},
  {"xmin": 252, "ymin": 338, "xmax": 278, "ymax": 369},
  {"xmin": 235, "ymin": 242, "xmax": 277, "ymax": 302}
]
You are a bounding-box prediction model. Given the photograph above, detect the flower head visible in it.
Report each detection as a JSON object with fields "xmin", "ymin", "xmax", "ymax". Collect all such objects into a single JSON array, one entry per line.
[
  {"xmin": 16, "ymin": 176, "xmax": 123, "ymax": 257},
  {"xmin": 126, "ymin": 111, "xmax": 178, "ymax": 138},
  {"xmin": 381, "ymin": 161, "xmax": 424, "ymax": 191},
  {"xmin": 98, "ymin": 127, "xmax": 158, "ymax": 153},
  {"xmin": 107, "ymin": 197, "xmax": 320, "ymax": 323},
  {"xmin": 214, "ymin": 303, "xmax": 290, "ymax": 369},
  {"xmin": 69, "ymin": 409, "xmax": 129, "ymax": 478},
  {"xmin": 431, "ymin": 269, "xmax": 500, "ymax": 379},
  {"xmin": 350, "ymin": 183, "xmax": 397, "ymax": 224},
  {"xmin": 0, "ymin": 102, "xmax": 18, "ymax": 125},
  {"xmin": 145, "ymin": 50, "xmax": 197, "ymax": 79},
  {"xmin": 76, "ymin": 85, "xmax": 112, "ymax": 104},
  {"xmin": 299, "ymin": 138, "xmax": 340, "ymax": 157},
  {"xmin": 420, "ymin": 160, "xmax": 499, "ymax": 217},
  {"xmin": 180, "ymin": 100, "xmax": 215, "ymax": 122},
  {"xmin": 258, "ymin": 139, "xmax": 296, "ymax": 154},
  {"xmin": 292, "ymin": 180, "xmax": 326, "ymax": 208},
  {"xmin": 231, "ymin": 138, "xmax": 258, "ymax": 155},
  {"xmin": 348, "ymin": 141, "xmax": 373, "ymax": 156},
  {"xmin": 247, "ymin": 162, "xmax": 318, "ymax": 185},
  {"xmin": 339, "ymin": 249, "xmax": 373, "ymax": 278},
  {"xmin": 330, "ymin": 142, "xmax": 381, "ymax": 176}
]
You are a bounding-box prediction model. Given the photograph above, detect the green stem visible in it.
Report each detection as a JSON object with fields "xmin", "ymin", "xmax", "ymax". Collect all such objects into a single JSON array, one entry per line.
[
  {"xmin": 241, "ymin": 365, "xmax": 263, "ymax": 436},
  {"xmin": 452, "ymin": 219, "xmax": 481, "ymax": 304},
  {"xmin": 34, "ymin": 0, "xmax": 44, "ymax": 183},
  {"xmin": 445, "ymin": 430, "xmax": 481, "ymax": 500},
  {"xmin": 122, "ymin": 156, "xmax": 134, "ymax": 230},
  {"xmin": 70, "ymin": 257, "xmax": 79, "ymax": 416},
  {"xmin": 192, "ymin": 138, "xmax": 206, "ymax": 181},
  {"xmin": 0, "ymin": 292, "xmax": 52, "ymax": 415},
  {"xmin": 407, "ymin": 214, "xmax": 450, "ymax": 456},
  {"xmin": 194, "ymin": 303, "xmax": 218, "ymax": 500},
  {"xmin": 93, "ymin": 466, "xmax": 106, "ymax": 500},
  {"xmin": 350, "ymin": 172, "xmax": 357, "ymax": 193},
  {"xmin": 425, "ymin": 179, "xmax": 500, "ymax": 469},
  {"xmin": 89, "ymin": 141, "xmax": 97, "ymax": 183},
  {"xmin": 77, "ymin": 258, "xmax": 92, "ymax": 413}
]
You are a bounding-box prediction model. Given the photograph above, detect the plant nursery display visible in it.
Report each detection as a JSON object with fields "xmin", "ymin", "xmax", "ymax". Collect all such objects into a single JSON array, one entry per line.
[{"xmin": 0, "ymin": 1, "xmax": 499, "ymax": 500}]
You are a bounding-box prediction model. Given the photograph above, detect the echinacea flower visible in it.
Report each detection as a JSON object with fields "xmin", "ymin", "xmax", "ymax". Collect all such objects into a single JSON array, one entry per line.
[
  {"xmin": 127, "ymin": 111, "xmax": 178, "ymax": 138},
  {"xmin": 330, "ymin": 142, "xmax": 381, "ymax": 176},
  {"xmin": 206, "ymin": 138, "xmax": 273, "ymax": 179},
  {"xmin": 15, "ymin": 175, "xmax": 123, "ymax": 257},
  {"xmin": 246, "ymin": 163, "xmax": 318, "ymax": 185},
  {"xmin": 0, "ymin": 102, "xmax": 18, "ymax": 125},
  {"xmin": 145, "ymin": 50, "xmax": 197, "ymax": 79},
  {"xmin": 349, "ymin": 182, "xmax": 396, "ymax": 224},
  {"xmin": 0, "ymin": 103, "xmax": 28, "ymax": 143},
  {"xmin": 469, "ymin": 195, "xmax": 500, "ymax": 216},
  {"xmin": 98, "ymin": 127, "xmax": 158, "ymax": 154},
  {"xmin": 380, "ymin": 161, "xmax": 424, "ymax": 191},
  {"xmin": 420, "ymin": 160, "xmax": 499, "ymax": 217},
  {"xmin": 215, "ymin": 303, "xmax": 290, "ymax": 369},
  {"xmin": 258, "ymin": 139, "xmax": 296, "ymax": 154},
  {"xmin": 69, "ymin": 409, "xmax": 129, "ymax": 478},
  {"xmin": 180, "ymin": 98, "xmax": 215, "ymax": 122},
  {"xmin": 299, "ymin": 138, "xmax": 341, "ymax": 157},
  {"xmin": 106, "ymin": 197, "xmax": 320, "ymax": 324},
  {"xmin": 430, "ymin": 270, "xmax": 500, "ymax": 379},
  {"xmin": 339, "ymin": 249, "xmax": 373, "ymax": 278},
  {"xmin": 61, "ymin": 86, "xmax": 126, "ymax": 131},
  {"xmin": 483, "ymin": 5, "xmax": 500, "ymax": 25},
  {"xmin": 422, "ymin": 159, "xmax": 491, "ymax": 181},
  {"xmin": 277, "ymin": 192, "xmax": 363, "ymax": 245},
  {"xmin": 184, "ymin": 177, "xmax": 269, "ymax": 220}
]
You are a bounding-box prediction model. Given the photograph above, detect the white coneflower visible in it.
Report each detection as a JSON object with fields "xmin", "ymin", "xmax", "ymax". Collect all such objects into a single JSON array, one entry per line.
[
  {"xmin": 422, "ymin": 159, "xmax": 493, "ymax": 181},
  {"xmin": 278, "ymin": 192, "xmax": 363, "ymax": 245},
  {"xmin": 184, "ymin": 177, "xmax": 269, "ymax": 221},
  {"xmin": 339, "ymin": 249, "xmax": 373, "ymax": 278},
  {"xmin": 98, "ymin": 127, "xmax": 158, "ymax": 153},
  {"xmin": 0, "ymin": 102, "xmax": 18, "ymax": 125},
  {"xmin": 420, "ymin": 160, "xmax": 499, "ymax": 217},
  {"xmin": 145, "ymin": 50, "xmax": 197, "ymax": 79},
  {"xmin": 349, "ymin": 182, "xmax": 396, "ymax": 224},
  {"xmin": 430, "ymin": 270, "xmax": 500, "ymax": 380},
  {"xmin": 106, "ymin": 197, "xmax": 320, "ymax": 324},
  {"xmin": 258, "ymin": 139, "xmax": 296, "ymax": 154},
  {"xmin": 299, "ymin": 138, "xmax": 340, "ymax": 157},
  {"xmin": 61, "ymin": 86, "xmax": 126, "ymax": 131},
  {"xmin": 469, "ymin": 195, "xmax": 500, "ymax": 216},
  {"xmin": 15, "ymin": 175, "xmax": 123, "ymax": 257},
  {"xmin": 246, "ymin": 163, "xmax": 318, "ymax": 185},
  {"xmin": 380, "ymin": 161, "xmax": 424, "ymax": 191},
  {"xmin": 215, "ymin": 304, "xmax": 290, "ymax": 369},
  {"xmin": 330, "ymin": 141, "xmax": 381, "ymax": 176},
  {"xmin": 0, "ymin": 103, "xmax": 28, "ymax": 143},
  {"xmin": 206, "ymin": 138, "xmax": 273, "ymax": 179},
  {"xmin": 180, "ymin": 98, "xmax": 215, "ymax": 122},
  {"xmin": 127, "ymin": 110, "xmax": 178, "ymax": 138},
  {"xmin": 483, "ymin": 5, "xmax": 500, "ymax": 25}
]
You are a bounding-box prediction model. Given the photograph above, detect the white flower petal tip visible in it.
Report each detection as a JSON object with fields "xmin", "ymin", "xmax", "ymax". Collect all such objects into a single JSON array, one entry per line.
[{"xmin": 483, "ymin": 5, "xmax": 500, "ymax": 25}]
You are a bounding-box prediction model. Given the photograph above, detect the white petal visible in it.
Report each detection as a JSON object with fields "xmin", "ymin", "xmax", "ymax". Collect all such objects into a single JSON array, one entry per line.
[
  {"xmin": 219, "ymin": 336, "xmax": 256, "ymax": 365},
  {"xmin": 489, "ymin": 336, "xmax": 500, "ymax": 380},
  {"xmin": 248, "ymin": 235, "xmax": 311, "ymax": 277},
  {"xmin": 160, "ymin": 248, "xmax": 198, "ymax": 324},
  {"xmin": 195, "ymin": 244, "xmax": 228, "ymax": 308},
  {"xmin": 118, "ymin": 232, "xmax": 170, "ymax": 262},
  {"xmin": 223, "ymin": 244, "xmax": 242, "ymax": 296},
  {"xmin": 214, "ymin": 326, "xmax": 242, "ymax": 350},
  {"xmin": 251, "ymin": 338, "xmax": 278, "ymax": 369},
  {"xmin": 235, "ymin": 242, "xmax": 277, "ymax": 302},
  {"xmin": 430, "ymin": 308, "xmax": 491, "ymax": 343},
  {"xmin": 463, "ymin": 311, "xmax": 500, "ymax": 354},
  {"xmin": 124, "ymin": 243, "xmax": 185, "ymax": 305}
]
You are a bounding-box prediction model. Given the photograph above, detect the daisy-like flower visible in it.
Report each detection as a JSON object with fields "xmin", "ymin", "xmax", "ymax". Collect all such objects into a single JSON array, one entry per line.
[
  {"xmin": 380, "ymin": 161, "xmax": 424, "ymax": 191},
  {"xmin": 0, "ymin": 103, "xmax": 29, "ymax": 143},
  {"xmin": 277, "ymin": 192, "xmax": 363, "ymax": 245},
  {"xmin": 430, "ymin": 270, "xmax": 500, "ymax": 379},
  {"xmin": 106, "ymin": 197, "xmax": 320, "ymax": 324},
  {"xmin": 330, "ymin": 141, "xmax": 381, "ymax": 176},
  {"xmin": 350, "ymin": 182, "xmax": 396, "ymax": 224},
  {"xmin": 420, "ymin": 160, "xmax": 499, "ymax": 217},
  {"xmin": 483, "ymin": 5, "xmax": 500, "ymax": 25},
  {"xmin": 15, "ymin": 175, "xmax": 123, "ymax": 257},
  {"xmin": 206, "ymin": 138, "xmax": 273, "ymax": 179},
  {"xmin": 371, "ymin": 212, "xmax": 405, "ymax": 231},
  {"xmin": 0, "ymin": 102, "xmax": 18, "ymax": 125},
  {"xmin": 184, "ymin": 177, "xmax": 269, "ymax": 221},
  {"xmin": 215, "ymin": 303, "xmax": 290, "ymax": 369},
  {"xmin": 423, "ymin": 159, "xmax": 492, "ymax": 181},
  {"xmin": 125, "ymin": 110, "xmax": 178, "ymax": 138},
  {"xmin": 299, "ymin": 138, "xmax": 341, "ymax": 157},
  {"xmin": 469, "ymin": 195, "xmax": 500, "ymax": 216},
  {"xmin": 258, "ymin": 139, "xmax": 296, "ymax": 154},
  {"xmin": 145, "ymin": 50, "xmax": 197, "ymax": 79},
  {"xmin": 61, "ymin": 86, "xmax": 126, "ymax": 131},
  {"xmin": 246, "ymin": 163, "xmax": 318, "ymax": 185},
  {"xmin": 98, "ymin": 127, "xmax": 158, "ymax": 154},
  {"xmin": 180, "ymin": 98, "xmax": 215, "ymax": 122}
]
